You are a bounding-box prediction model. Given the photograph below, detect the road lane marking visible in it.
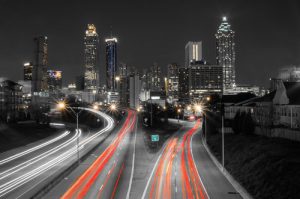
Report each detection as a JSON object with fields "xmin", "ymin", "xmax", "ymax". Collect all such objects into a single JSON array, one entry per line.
[
  {"xmin": 126, "ymin": 114, "xmax": 138, "ymax": 199},
  {"xmin": 61, "ymin": 110, "xmax": 133, "ymax": 199},
  {"xmin": 0, "ymin": 108, "xmax": 114, "ymax": 198},
  {"xmin": 110, "ymin": 163, "xmax": 125, "ymax": 199},
  {"xmin": 191, "ymin": 126, "xmax": 210, "ymax": 199},
  {"xmin": 141, "ymin": 152, "xmax": 163, "ymax": 199}
]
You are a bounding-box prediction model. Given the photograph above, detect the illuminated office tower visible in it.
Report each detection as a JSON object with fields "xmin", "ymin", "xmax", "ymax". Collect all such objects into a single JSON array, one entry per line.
[
  {"xmin": 23, "ymin": 62, "xmax": 33, "ymax": 81},
  {"xmin": 151, "ymin": 63, "xmax": 161, "ymax": 91},
  {"xmin": 32, "ymin": 36, "xmax": 48, "ymax": 92},
  {"xmin": 216, "ymin": 16, "xmax": 236, "ymax": 90},
  {"xmin": 105, "ymin": 37, "xmax": 118, "ymax": 91},
  {"xmin": 84, "ymin": 24, "xmax": 99, "ymax": 91},
  {"xmin": 185, "ymin": 41, "xmax": 202, "ymax": 67},
  {"xmin": 47, "ymin": 70, "xmax": 62, "ymax": 92},
  {"xmin": 167, "ymin": 63, "xmax": 179, "ymax": 98}
]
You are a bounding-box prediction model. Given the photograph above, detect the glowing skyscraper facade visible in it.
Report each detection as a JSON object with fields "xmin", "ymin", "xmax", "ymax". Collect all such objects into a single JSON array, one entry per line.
[
  {"xmin": 32, "ymin": 36, "xmax": 48, "ymax": 93},
  {"xmin": 105, "ymin": 37, "xmax": 117, "ymax": 91},
  {"xmin": 216, "ymin": 17, "xmax": 236, "ymax": 91},
  {"xmin": 185, "ymin": 41, "xmax": 202, "ymax": 67},
  {"xmin": 84, "ymin": 24, "xmax": 99, "ymax": 91}
]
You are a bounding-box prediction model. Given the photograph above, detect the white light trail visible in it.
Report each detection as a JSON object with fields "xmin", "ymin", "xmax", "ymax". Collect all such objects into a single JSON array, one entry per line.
[
  {"xmin": 0, "ymin": 108, "xmax": 114, "ymax": 198},
  {"xmin": 0, "ymin": 131, "xmax": 70, "ymax": 165}
]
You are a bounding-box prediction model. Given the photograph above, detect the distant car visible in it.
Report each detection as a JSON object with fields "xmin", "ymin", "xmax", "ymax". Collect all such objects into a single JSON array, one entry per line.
[{"xmin": 188, "ymin": 115, "xmax": 195, "ymax": 121}]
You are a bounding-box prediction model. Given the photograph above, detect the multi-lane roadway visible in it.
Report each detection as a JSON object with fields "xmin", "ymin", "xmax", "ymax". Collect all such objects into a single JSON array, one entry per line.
[
  {"xmin": 0, "ymin": 109, "xmax": 241, "ymax": 199},
  {"xmin": 0, "ymin": 108, "xmax": 114, "ymax": 199},
  {"xmin": 45, "ymin": 114, "xmax": 240, "ymax": 199}
]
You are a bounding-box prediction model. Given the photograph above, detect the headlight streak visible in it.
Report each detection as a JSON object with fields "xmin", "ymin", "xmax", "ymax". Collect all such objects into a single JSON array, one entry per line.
[
  {"xmin": 61, "ymin": 111, "xmax": 135, "ymax": 199},
  {"xmin": 147, "ymin": 120, "xmax": 209, "ymax": 199},
  {"xmin": 0, "ymin": 131, "xmax": 70, "ymax": 165},
  {"xmin": 0, "ymin": 108, "xmax": 114, "ymax": 198},
  {"xmin": 0, "ymin": 130, "xmax": 74, "ymax": 180}
]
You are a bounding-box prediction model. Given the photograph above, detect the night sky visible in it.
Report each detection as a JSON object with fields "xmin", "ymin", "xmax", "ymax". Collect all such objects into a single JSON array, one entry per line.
[{"xmin": 0, "ymin": 0, "xmax": 299, "ymax": 87}]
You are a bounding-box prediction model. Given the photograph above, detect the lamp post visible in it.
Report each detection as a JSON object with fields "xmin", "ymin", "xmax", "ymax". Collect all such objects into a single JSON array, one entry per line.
[
  {"xmin": 115, "ymin": 76, "xmax": 120, "ymax": 93},
  {"xmin": 57, "ymin": 102, "xmax": 82, "ymax": 164},
  {"xmin": 221, "ymin": 102, "xmax": 225, "ymax": 170},
  {"xmin": 291, "ymin": 106, "xmax": 293, "ymax": 129},
  {"xmin": 177, "ymin": 109, "xmax": 181, "ymax": 123},
  {"xmin": 150, "ymin": 98, "xmax": 153, "ymax": 127}
]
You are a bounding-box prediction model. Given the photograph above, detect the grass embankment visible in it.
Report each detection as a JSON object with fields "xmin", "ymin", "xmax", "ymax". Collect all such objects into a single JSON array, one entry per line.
[
  {"xmin": 207, "ymin": 133, "xmax": 300, "ymax": 199},
  {"xmin": 0, "ymin": 122, "xmax": 59, "ymax": 153}
]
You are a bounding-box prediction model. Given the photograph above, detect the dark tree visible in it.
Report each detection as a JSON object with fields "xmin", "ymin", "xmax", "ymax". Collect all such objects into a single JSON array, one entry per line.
[
  {"xmin": 232, "ymin": 110, "xmax": 241, "ymax": 134},
  {"xmin": 243, "ymin": 111, "xmax": 255, "ymax": 135}
]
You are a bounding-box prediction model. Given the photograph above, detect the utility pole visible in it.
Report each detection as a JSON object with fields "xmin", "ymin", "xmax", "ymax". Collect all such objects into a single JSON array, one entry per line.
[
  {"xmin": 221, "ymin": 101, "xmax": 225, "ymax": 171},
  {"xmin": 205, "ymin": 114, "xmax": 207, "ymax": 143},
  {"xmin": 222, "ymin": 115, "xmax": 224, "ymax": 170},
  {"xmin": 150, "ymin": 98, "xmax": 153, "ymax": 127},
  {"xmin": 291, "ymin": 107, "xmax": 293, "ymax": 129}
]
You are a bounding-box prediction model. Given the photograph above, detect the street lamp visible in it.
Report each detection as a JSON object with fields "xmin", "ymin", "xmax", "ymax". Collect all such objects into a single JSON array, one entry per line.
[
  {"xmin": 187, "ymin": 105, "xmax": 191, "ymax": 111},
  {"xmin": 115, "ymin": 76, "xmax": 120, "ymax": 92},
  {"xmin": 93, "ymin": 104, "xmax": 98, "ymax": 110},
  {"xmin": 57, "ymin": 101, "xmax": 82, "ymax": 164},
  {"xmin": 110, "ymin": 103, "xmax": 117, "ymax": 111},
  {"xmin": 57, "ymin": 102, "xmax": 65, "ymax": 109},
  {"xmin": 177, "ymin": 108, "xmax": 181, "ymax": 123},
  {"xmin": 195, "ymin": 104, "xmax": 202, "ymax": 113}
]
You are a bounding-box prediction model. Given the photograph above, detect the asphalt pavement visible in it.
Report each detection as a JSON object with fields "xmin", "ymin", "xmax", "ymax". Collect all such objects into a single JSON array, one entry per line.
[
  {"xmin": 1, "ymin": 112, "xmax": 243, "ymax": 199},
  {"xmin": 0, "ymin": 108, "xmax": 114, "ymax": 199}
]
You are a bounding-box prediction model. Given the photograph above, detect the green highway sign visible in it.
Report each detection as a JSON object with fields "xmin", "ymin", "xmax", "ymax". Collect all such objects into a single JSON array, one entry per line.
[{"xmin": 151, "ymin": 134, "xmax": 159, "ymax": 142}]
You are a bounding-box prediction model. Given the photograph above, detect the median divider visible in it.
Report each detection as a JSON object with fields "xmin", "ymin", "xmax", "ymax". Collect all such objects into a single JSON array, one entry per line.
[{"xmin": 31, "ymin": 111, "xmax": 127, "ymax": 199}]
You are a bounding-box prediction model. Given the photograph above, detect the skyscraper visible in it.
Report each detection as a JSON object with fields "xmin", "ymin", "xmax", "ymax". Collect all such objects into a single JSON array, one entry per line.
[
  {"xmin": 151, "ymin": 63, "xmax": 161, "ymax": 91},
  {"xmin": 47, "ymin": 70, "xmax": 62, "ymax": 92},
  {"xmin": 32, "ymin": 36, "xmax": 48, "ymax": 93},
  {"xmin": 119, "ymin": 62, "xmax": 127, "ymax": 77},
  {"xmin": 129, "ymin": 73, "xmax": 141, "ymax": 109},
  {"xmin": 105, "ymin": 37, "xmax": 118, "ymax": 91},
  {"xmin": 189, "ymin": 62, "xmax": 223, "ymax": 99},
  {"xmin": 178, "ymin": 67, "xmax": 190, "ymax": 103},
  {"xmin": 185, "ymin": 41, "xmax": 202, "ymax": 67},
  {"xmin": 167, "ymin": 63, "xmax": 179, "ymax": 98},
  {"xmin": 23, "ymin": 62, "xmax": 33, "ymax": 81},
  {"xmin": 84, "ymin": 24, "xmax": 99, "ymax": 91},
  {"xmin": 216, "ymin": 16, "xmax": 236, "ymax": 91}
]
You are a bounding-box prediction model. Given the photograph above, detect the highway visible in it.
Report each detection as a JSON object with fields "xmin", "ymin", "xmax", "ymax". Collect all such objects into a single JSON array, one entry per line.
[
  {"xmin": 140, "ymin": 119, "xmax": 241, "ymax": 199},
  {"xmin": 0, "ymin": 108, "xmax": 114, "ymax": 199},
  {"xmin": 46, "ymin": 109, "xmax": 137, "ymax": 198},
  {"xmin": 45, "ymin": 116, "xmax": 241, "ymax": 199}
]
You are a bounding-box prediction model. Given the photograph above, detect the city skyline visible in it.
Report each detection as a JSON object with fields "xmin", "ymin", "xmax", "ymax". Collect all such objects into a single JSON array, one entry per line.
[
  {"xmin": 0, "ymin": 2, "xmax": 299, "ymax": 198},
  {"xmin": 0, "ymin": 0, "xmax": 299, "ymax": 87}
]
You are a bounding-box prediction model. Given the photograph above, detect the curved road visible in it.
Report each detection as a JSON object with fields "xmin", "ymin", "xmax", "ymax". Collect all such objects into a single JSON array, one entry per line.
[
  {"xmin": 45, "ymin": 116, "xmax": 241, "ymax": 199},
  {"xmin": 0, "ymin": 108, "xmax": 114, "ymax": 199}
]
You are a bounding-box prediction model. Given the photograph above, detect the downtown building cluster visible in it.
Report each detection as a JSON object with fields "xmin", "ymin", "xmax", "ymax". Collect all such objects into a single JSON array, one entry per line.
[
  {"xmin": 0, "ymin": 36, "xmax": 62, "ymax": 123},
  {"xmin": 1, "ymin": 17, "xmax": 298, "ymax": 125},
  {"xmin": 0, "ymin": 23, "xmax": 121, "ymax": 122},
  {"xmin": 0, "ymin": 17, "xmax": 255, "ymax": 122}
]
